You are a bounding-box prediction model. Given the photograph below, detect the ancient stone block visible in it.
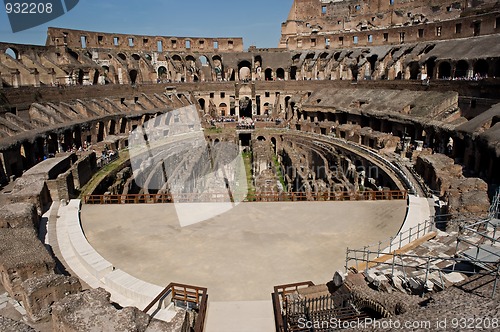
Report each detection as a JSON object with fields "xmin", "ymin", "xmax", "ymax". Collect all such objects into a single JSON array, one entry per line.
[
  {"xmin": 0, "ymin": 315, "xmax": 36, "ymax": 332},
  {"xmin": 51, "ymin": 288, "xmax": 152, "ymax": 332},
  {"xmin": 445, "ymin": 177, "xmax": 490, "ymax": 220},
  {"xmin": 332, "ymin": 270, "xmax": 346, "ymax": 287},
  {"xmin": 415, "ymin": 154, "xmax": 463, "ymax": 196},
  {"xmin": 1, "ymin": 176, "xmax": 51, "ymax": 215},
  {"xmin": 0, "ymin": 202, "xmax": 38, "ymax": 229},
  {"xmin": 0, "ymin": 228, "xmax": 55, "ymax": 300},
  {"xmin": 21, "ymin": 274, "xmax": 82, "ymax": 322},
  {"xmin": 146, "ymin": 312, "xmax": 190, "ymax": 332}
]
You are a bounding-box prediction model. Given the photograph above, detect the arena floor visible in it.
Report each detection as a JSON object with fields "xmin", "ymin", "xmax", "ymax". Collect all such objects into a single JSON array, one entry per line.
[{"xmin": 81, "ymin": 200, "xmax": 407, "ymax": 301}]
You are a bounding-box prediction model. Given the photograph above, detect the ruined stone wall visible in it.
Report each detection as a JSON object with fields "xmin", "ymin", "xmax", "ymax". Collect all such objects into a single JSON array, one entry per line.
[
  {"xmin": 0, "ymin": 203, "xmax": 38, "ymax": 229},
  {"xmin": 46, "ymin": 170, "xmax": 75, "ymax": 202},
  {"xmin": 280, "ymin": 0, "xmax": 500, "ymax": 49},
  {"xmin": 0, "ymin": 228, "xmax": 55, "ymax": 300},
  {"xmin": 46, "ymin": 27, "xmax": 244, "ymax": 53},
  {"xmin": 71, "ymin": 152, "xmax": 97, "ymax": 190},
  {"xmin": 415, "ymin": 153, "xmax": 490, "ymax": 219}
]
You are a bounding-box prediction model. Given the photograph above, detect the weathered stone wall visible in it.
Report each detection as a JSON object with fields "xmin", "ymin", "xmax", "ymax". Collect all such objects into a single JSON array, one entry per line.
[
  {"xmin": 46, "ymin": 27, "xmax": 244, "ymax": 53},
  {"xmin": 46, "ymin": 170, "xmax": 75, "ymax": 201},
  {"xmin": 415, "ymin": 154, "xmax": 462, "ymax": 196},
  {"xmin": 280, "ymin": 0, "xmax": 499, "ymax": 49},
  {"xmin": 20, "ymin": 274, "xmax": 81, "ymax": 322},
  {"xmin": 0, "ymin": 203, "xmax": 38, "ymax": 229},
  {"xmin": 0, "ymin": 228, "xmax": 55, "ymax": 300},
  {"xmin": 444, "ymin": 177, "xmax": 490, "ymax": 218},
  {"xmin": 51, "ymin": 288, "xmax": 188, "ymax": 332},
  {"xmin": 0, "ymin": 176, "xmax": 51, "ymax": 215},
  {"xmin": 0, "ymin": 315, "xmax": 36, "ymax": 332},
  {"xmin": 415, "ymin": 153, "xmax": 490, "ymax": 219},
  {"xmin": 71, "ymin": 152, "xmax": 97, "ymax": 190}
]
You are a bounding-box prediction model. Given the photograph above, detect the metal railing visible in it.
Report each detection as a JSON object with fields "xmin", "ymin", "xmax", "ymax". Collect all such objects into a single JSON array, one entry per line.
[
  {"xmin": 489, "ymin": 189, "xmax": 500, "ymax": 219},
  {"xmin": 272, "ymin": 281, "xmax": 315, "ymax": 332},
  {"xmin": 346, "ymin": 218, "xmax": 436, "ymax": 273},
  {"xmin": 143, "ymin": 282, "xmax": 208, "ymax": 332},
  {"xmin": 272, "ymin": 281, "xmax": 370, "ymax": 332},
  {"xmin": 83, "ymin": 190, "xmax": 407, "ymax": 204},
  {"xmin": 346, "ymin": 210, "xmax": 500, "ymax": 297}
]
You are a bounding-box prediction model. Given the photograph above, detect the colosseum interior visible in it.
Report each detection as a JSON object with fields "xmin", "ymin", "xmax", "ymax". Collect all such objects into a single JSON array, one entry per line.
[{"xmin": 0, "ymin": 0, "xmax": 500, "ymax": 331}]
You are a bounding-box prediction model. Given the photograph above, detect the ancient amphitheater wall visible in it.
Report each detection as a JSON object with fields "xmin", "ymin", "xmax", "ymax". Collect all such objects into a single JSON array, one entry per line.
[
  {"xmin": 46, "ymin": 27, "xmax": 244, "ymax": 53},
  {"xmin": 280, "ymin": 0, "xmax": 499, "ymax": 49}
]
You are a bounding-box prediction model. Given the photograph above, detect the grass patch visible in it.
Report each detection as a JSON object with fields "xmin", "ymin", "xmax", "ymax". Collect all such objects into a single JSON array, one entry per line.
[
  {"xmin": 273, "ymin": 154, "xmax": 287, "ymax": 192},
  {"xmin": 78, "ymin": 150, "xmax": 130, "ymax": 198},
  {"xmin": 204, "ymin": 127, "xmax": 223, "ymax": 134},
  {"xmin": 241, "ymin": 151, "xmax": 256, "ymax": 200}
]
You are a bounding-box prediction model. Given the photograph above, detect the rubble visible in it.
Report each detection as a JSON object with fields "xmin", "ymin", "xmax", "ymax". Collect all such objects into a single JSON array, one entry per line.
[
  {"xmin": 0, "ymin": 228, "xmax": 55, "ymax": 300},
  {"xmin": 21, "ymin": 274, "xmax": 81, "ymax": 322},
  {"xmin": 0, "ymin": 203, "xmax": 38, "ymax": 229}
]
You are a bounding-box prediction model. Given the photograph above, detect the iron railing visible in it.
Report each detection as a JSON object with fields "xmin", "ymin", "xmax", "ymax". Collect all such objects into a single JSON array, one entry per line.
[
  {"xmin": 272, "ymin": 281, "xmax": 315, "ymax": 332},
  {"xmin": 143, "ymin": 282, "xmax": 208, "ymax": 332},
  {"xmin": 83, "ymin": 190, "xmax": 407, "ymax": 204}
]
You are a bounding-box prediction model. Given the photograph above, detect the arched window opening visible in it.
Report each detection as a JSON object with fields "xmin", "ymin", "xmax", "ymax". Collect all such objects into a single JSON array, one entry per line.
[
  {"xmin": 368, "ymin": 55, "xmax": 378, "ymax": 75},
  {"xmin": 199, "ymin": 55, "xmax": 209, "ymax": 66},
  {"xmin": 5, "ymin": 48, "xmax": 19, "ymax": 60},
  {"xmin": 198, "ymin": 98, "xmax": 205, "ymax": 111},
  {"xmin": 77, "ymin": 69, "xmax": 84, "ymax": 85},
  {"xmin": 408, "ymin": 61, "xmax": 420, "ymax": 80},
  {"xmin": 265, "ymin": 68, "xmax": 273, "ymax": 81},
  {"xmin": 239, "ymin": 97, "xmax": 252, "ymax": 118},
  {"xmin": 219, "ymin": 103, "xmax": 227, "ymax": 117},
  {"xmin": 129, "ymin": 70, "xmax": 138, "ymax": 84},
  {"xmin": 254, "ymin": 55, "xmax": 263, "ymax": 68},
  {"xmin": 276, "ymin": 68, "xmax": 285, "ymax": 80},
  {"xmin": 455, "ymin": 60, "xmax": 469, "ymax": 79},
  {"xmin": 93, "ymin": 69, "xmax": 99, "ymax": 85},
  {"xmin": 290, "ymin": 66, "xmax": 297, "ymax": 80},
  {"xmin": 438, "ymin": 61, "xmax": 452, "ymax": 79},
  {"xmin": 473, "ymin": 59, "xmax": 489, "ymax": 78},
  {"xmin": 238, "ymin": 60, "xmax": 252, "ymax": 81}
]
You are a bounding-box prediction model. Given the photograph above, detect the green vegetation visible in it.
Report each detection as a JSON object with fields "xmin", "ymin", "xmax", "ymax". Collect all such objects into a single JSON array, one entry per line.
[
  {"xmin": 241, "ymin": 151, "xmax": 256, "ymax": 200},
  {"xmin": 204, "ymin": 127, "xmax": 223, "ymax": 134},
  {"xmin": 273, "ymin": 154, "xmax": 287, "ymax": 192},
  {"xmin": 78, "ymin": 150, "xmax": 130, "ymax": 198}
]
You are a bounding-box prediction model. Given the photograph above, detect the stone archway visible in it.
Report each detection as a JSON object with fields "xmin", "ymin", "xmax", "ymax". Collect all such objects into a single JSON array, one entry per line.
[
  {"xmin": 438, "ymin": 62, "xmax": 451, "ymax": 79},
  {"xmin": 5, "ymin": 47, "xmax": 19, "ymax": 60},
  {"xmin": 473, "ymin": 59, "xmax": 489, "ymax": 78},
  {"xmin": 455, "ymin": 60, "xmax": 469, "ymax": 79},
  {"xmin": 219, "ymin": 103, "xmax": 227, "ymax": 117},
  {"xmin": 408, "ymin": 61, "xmax": 420, "ymax": 80},
  {"xmin": 265, "ymin": 68, "xmax": 273, "ymax": 81},
  {"xmin": 198, "ymin": 98, "xmax": 206, "ymax": 112},
  {"xmin": 239, "ymin": 97, "xmax": 252, "ymax": 118},
  {"xmin": 290, "ymin": 66, "xmax": 297, "ymax": 80},
  {"xmin": 157, "ymin": 66, "xmax": 167, "ymax": 80},
  {"xmin": 129, "ymin": 70, "xmax": 138, "ymax": 84},
  {"xmin": 238, "ymin": 60, "xmax": 251, "ymax": 81},
  {"xmin": 276, "ymin": 68, "xmax": 285, "ymax": 80}
]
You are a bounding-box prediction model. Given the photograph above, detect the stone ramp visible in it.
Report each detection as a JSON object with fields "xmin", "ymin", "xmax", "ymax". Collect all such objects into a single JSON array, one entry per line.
[
  {"xmin": 54, "ymin": 199, "xmax": 163, "ymax": 309},
  {"xmin": 205, "ymin": 300, "xmax": 275, "ymax": 332}
]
